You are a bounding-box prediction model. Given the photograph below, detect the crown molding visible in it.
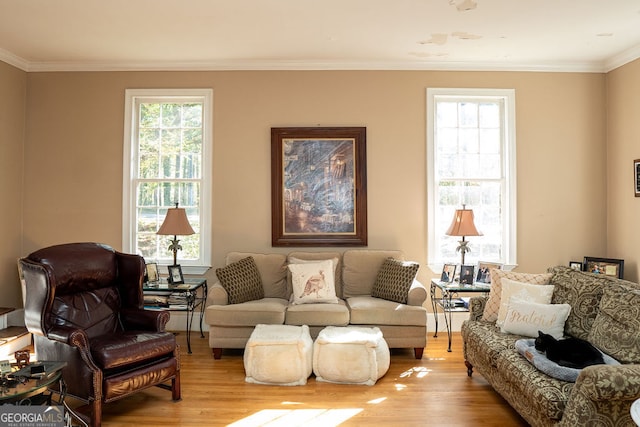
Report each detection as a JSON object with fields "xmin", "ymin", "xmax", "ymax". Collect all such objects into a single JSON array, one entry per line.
[
  {"xmin": 604, "ymin": 44, "xmax": 640, "ymax": 72},
  {"xmin": 2, "ymin": 50, "xmax": 638, "ymax": 74}
]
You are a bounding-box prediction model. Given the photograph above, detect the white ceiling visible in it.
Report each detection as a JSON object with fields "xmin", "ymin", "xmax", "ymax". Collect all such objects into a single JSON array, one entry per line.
[{"xmin": 2, "ymin": 0, "xmax": 640, "ymax": 73}]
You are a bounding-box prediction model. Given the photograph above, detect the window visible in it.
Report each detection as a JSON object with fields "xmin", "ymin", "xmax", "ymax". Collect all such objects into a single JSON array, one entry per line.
[
  {"xmin": 123, "ymin": 89, "xmax": 212, "ymax": 274},
  {"xmin": 427, "ymin": 88, "xmax": 516, "ymax": 267}
]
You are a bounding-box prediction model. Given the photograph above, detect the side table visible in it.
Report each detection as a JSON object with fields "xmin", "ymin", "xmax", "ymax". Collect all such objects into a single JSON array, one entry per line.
[
  {"xmin": 430, "ymin": 280, "xmax": 490, "ymax": 352},
  {"xmin": 143, "ymin": 278, "xmax": 208, "ymax": 354}
]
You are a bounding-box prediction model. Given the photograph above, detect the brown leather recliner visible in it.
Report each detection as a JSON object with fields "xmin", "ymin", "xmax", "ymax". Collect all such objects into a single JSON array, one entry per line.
[{"xmin": 19, "ymin": 242, "xmax": 181, "ymax": 427}]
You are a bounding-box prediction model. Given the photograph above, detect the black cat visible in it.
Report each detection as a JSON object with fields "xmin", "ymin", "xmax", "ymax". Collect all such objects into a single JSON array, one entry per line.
[{"xmin": 534, "ymin": 331, "xmax": 605, "ymax": 369}]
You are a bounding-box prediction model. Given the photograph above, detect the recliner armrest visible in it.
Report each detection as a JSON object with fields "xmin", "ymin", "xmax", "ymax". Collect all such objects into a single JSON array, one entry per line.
[
  {"xmin": 47, "ymin": 325, "xmax": 90, "ymax": 349},
  {"xmin": 121, "ymin": 307, "xmax": 170, "ymax": 332}
]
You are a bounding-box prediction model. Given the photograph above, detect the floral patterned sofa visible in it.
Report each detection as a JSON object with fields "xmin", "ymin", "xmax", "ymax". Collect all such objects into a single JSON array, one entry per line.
[{"xmin": 462, "ymin": 266, "xmax": 640, "ymax": 427}]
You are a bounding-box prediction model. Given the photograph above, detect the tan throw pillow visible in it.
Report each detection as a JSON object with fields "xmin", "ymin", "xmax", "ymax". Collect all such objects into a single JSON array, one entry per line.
[
  {"xmin": 496, "ymin": 278, "xmax": 555, "ymax": 326},
  {"xmin": 216, "ymin": 256, "xmax": 265, "ymax": 304},
  {"xmin": 371, "ymin": 258, "xmax": 419, "ymax": 304},
  {"xmin": 501, "ymin": 299, "xmax": 571, "ymax": 339},
  {"xmin": 288, "ymin": 259, "xmax": 339, "ymax": 305},
  {"xmin": 482, "ymin": 269, "xmax": 552, "ymax": 322}
]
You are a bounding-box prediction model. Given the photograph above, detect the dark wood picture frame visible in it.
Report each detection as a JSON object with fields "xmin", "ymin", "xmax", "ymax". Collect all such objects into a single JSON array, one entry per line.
[
  {"xmin": 167, "ymin": 264, "xmax": 185, "ymax": 284},
  {"xmin": 635, "ymin": 159, "xmax": 640, "ymax": 197},
  {"xmin": 271, "ymin": 127, "xmax": 367, "ymax": 246},
  {"xmin": 459, "ymin": 265, "xmax": 475, "ymax": 285},
  {"xmin": 583, "ymin": 256, "xmax": 624, "ymax": 279}
]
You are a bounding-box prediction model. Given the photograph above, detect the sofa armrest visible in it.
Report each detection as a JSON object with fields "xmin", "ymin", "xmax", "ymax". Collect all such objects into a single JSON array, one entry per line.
[
  {"xmin": 561, "ymin": 364, "xmax": 640, "ymax": 426},
  {"xmin": 207, "ymin": 281, "xmax": 229, "ymax": 306},
  {"xmin": 407, "ymin": 279, "xmax": 428, "ymax": 306},
  {"xmin": 468, "ymin": 296, "xmax": 488, "ymax": 321}
]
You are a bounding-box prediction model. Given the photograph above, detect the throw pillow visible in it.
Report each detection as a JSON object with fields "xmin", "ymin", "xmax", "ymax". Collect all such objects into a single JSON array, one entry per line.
[
  {"xmin": 371, "ymin": 258, "xmax": 419, "ymax": 304},
  {"xmin": 588, "ymin": 284, "xmax": 640, "ymax": 363},
  {"xmin": 215, "ymin": 256, "xmax": 265, "ymax": 304},
  {"xmin": 501, "ymin": 299, "xmax": 571, "ymax": 339},
  {"xmin": 496, "ymin": 278, "xmax": 555, "ymax": 327},
  {"xmin": 482, "ymin": 269, "xmax": 552, "ymax": 322},
  {"xmin": 288, "ymin": 259, "xmax": 339, "ymax": 305}
]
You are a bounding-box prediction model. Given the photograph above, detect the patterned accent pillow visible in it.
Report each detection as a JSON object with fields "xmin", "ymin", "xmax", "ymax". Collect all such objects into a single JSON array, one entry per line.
[
  {"xmin": 588, "ymin": 284, "xmax": 640, "ymax": 363},
  {"xmin": 216, "ymin": 256, "xmax": 265, "ymax": 304},
  {"xmin": 371, "ymin": 258, "xmax": 419, "ymax": 304},
  {"xmin": 482, "ymin": 269, "xmax": 552, "ymax": 322},
  {"xmin": 288, "ymin": 259, "xmax": 339, "ymax": 305}
]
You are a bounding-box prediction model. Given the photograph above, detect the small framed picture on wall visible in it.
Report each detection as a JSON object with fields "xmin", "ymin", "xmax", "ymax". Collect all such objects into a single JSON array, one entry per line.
[{"xmin": 635, "ymin": 159, "xmax": 640, "ymax": 197}]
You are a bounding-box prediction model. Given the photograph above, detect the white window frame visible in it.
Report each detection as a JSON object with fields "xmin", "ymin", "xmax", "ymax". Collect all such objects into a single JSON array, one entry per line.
[
  {"xmin": 123, "ymin": 88, "xmax": 212, "ymax": 275},
  {"xmin": 426, "ymin": 88, "xmax": 517, "ymax": 268}
]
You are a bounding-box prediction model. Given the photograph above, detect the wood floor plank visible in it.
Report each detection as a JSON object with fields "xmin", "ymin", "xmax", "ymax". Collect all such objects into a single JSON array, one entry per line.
[{"xmin": 64, "ymin": 331, "xmax": 528, "ymax": 426}]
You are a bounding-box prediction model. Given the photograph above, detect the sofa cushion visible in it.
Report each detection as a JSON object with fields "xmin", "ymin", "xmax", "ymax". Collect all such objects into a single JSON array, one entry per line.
[
  {"xmin": 226, "ymin": 252, "xmax": 288, "ymax": 299},
  {"xmin": 216, "ymin": 256, "xmax": 265, "ymax": 304},
  {"xmin": 482, "ymin": 270, "xmax": 552, "ymax": 323},
  {"xmin": 461, "ymin": 320, "xmax": 526, "ymax": 371},
  {"xmin": 342, "ymin": 250, "xmax": 404, "ymax": 298},
  {"xmin": 347, "ymin": 296, "xmax": 426, "ymax": 326},
  {"xmin": 496, "ymin": 279, "xmax": 555, "ymax": 327},
  {"xmin": 288, "ymin": 259, "xmax": 339, "ymax": 305},
  {"xmin": 588, "ymin": 284, "xmax": 640, "ymax": 363},
  {"xmin": 501, "ymin": 300, "xmax": 571, "ymax": 339},
  {"xmin": 496, "ymin": 349, "xmax": 573, "ymax": 422},
  {"xmin": 371, "ymin": 258, "xmax": 419, "ymax": 304},
  {"xmin": 205, "ymin": 298, "xmax": 288, "ymax": 326},
  {"xmin": 285, "ymin": 299, "xmax": 350, "ymax": 326},
  {"xmin": 549, "ymin": 265, "xmax": 639, "ymax": 340},
  {"xmin": 288, "ymin": 252, "xmax": 342, "ymax": 298}
]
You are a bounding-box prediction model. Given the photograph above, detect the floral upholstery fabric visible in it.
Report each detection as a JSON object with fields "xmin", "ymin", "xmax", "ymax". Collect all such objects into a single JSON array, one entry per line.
[{"xmin": 462, "ymin": 266, "xmax": 640, "ymax": 427}]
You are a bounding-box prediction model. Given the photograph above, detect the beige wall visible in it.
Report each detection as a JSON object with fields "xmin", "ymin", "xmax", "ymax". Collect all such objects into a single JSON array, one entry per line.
[
  {"xmin": 606, "ymin": 58, "xmax": 640, "ymax": 282},
  {"xmin": 0, "ymin": 61, "xmax": 26, "ymax": 308},
  {"xmin": 17, "ymin": 69, "xmax": 609, "ymax": 292}
]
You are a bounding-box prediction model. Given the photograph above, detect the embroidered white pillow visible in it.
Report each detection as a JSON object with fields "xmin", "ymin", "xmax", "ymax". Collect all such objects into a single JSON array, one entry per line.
[
  {"xmin": 288, "ymin": 260, "xmax": 339, "ymax": 305},
  {"xmin": 496, "ymin": 278, "xmax": 555, "ymax": 327},
  {"xmin": 501, "ymin": 299, "xmax": 571, "ymax": 339}
]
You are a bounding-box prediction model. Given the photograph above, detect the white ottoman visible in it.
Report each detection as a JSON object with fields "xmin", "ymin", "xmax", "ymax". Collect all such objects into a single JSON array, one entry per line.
[
  {"xmin": 244, "ymin": 324, "xmax": 313, "ymax": 386},
  {"xmin": 313, "ymin": 326, "xmax": 390, "ymax": 386}
]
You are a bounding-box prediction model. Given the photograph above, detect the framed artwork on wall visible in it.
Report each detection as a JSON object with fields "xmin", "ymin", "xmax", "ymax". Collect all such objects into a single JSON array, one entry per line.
[
  {"xmin": 583, "ymin": 256, "xmax": 624, "ymax": 279},
  {"xmin": 635, "ymin": 159, "xmax": 640, "ymax": 197},
  {"xmin": 271, "ymin": 126, "xmax": 368, "ymax": 246}
]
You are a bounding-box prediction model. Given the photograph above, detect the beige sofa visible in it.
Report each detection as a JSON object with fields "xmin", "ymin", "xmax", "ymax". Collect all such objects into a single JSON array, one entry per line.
[
  {"xmin": 462, "ymin": 266, "xmax": 640, "ymax": 427},
  {"xmin": 205, "ymin": 250, "xmax": 428, "ymax": 359}
]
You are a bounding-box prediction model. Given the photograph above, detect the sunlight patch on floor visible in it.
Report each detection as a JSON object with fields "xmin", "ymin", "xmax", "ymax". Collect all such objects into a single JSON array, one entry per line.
[
  {"xmin": 399, "ymin": 366, "xmax": 431, "ymax": 379},
  {"xmin": 227, "ymin": 408, "xmax": 363, "ymax": 427}
]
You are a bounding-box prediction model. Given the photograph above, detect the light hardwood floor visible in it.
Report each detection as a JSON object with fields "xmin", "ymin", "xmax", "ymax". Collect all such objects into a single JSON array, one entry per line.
[{"xmin": 67, "ymin": 331, "xmax": 528, "ymax": 426}]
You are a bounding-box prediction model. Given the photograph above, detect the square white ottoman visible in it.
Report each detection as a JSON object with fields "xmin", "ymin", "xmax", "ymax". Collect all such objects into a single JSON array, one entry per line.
[
  {"xmin": 313, "ymin": 326, "xmax": 390, "ymax": 386},
  {"xmin": 244, "ymin": 324, "xmax": 313, "ymax": 386}
]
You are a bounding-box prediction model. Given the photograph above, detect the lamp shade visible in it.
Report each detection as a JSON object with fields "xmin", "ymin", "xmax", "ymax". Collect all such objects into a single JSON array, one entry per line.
[
  {"xmin": 445, "ymin": 208, "xmax": 482, "ymax": 237},
  {"xmin": 157, "ymin": 207, "xmax": 195, "ymax": 236}
]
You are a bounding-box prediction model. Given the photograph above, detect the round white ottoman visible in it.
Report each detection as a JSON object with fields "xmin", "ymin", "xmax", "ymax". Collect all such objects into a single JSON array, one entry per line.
[
  {"xmin": 244, "ymin": 324, "xmax": 313, "ymax": 386},
  {"xmin": 313, "ymin": 326, "xmax": 390, "ymax": 386}
]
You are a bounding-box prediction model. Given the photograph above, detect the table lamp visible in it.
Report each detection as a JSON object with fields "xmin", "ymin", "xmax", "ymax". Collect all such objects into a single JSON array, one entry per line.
[
  {"xmin": 157, "ymin": 202, "xmax": 195, "ymax": 266},
  {"xmin": 445, "ymin": 205, "xmax": 482, "ymax": 265}
]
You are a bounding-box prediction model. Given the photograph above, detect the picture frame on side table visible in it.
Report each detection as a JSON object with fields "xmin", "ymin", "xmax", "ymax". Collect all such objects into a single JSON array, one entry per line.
[
  {"xmin": 635, "ymin": 159, "xmax": 640, "ymax": 197},
  {"xmin": 271, "ymin": 126, "xmax": 367, "ymax": 246},
  {"xmin": 583, "ymin": 257, "xmax": 624, "ymax": 279},
  {"xmin": 459, "ymin": 265, "xmax": 475, "ymax": 285},
  {"xmin": 569, "ymin": 261, "xmax": 582, "ymax": 271},
  {"xmin": 441, "ymin": 264, "xmax": 457, "ymax": 283},
  {"xmin": 145, "ymin": 262, "xmax": 159, "ymax": 283},
  {"xmin": 476, "ymin": 261, "xmax": 502, "ymax": 284},
  {"xmin": 167, "ymin": 265, "xmax": 185, "ymax": 285}
]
